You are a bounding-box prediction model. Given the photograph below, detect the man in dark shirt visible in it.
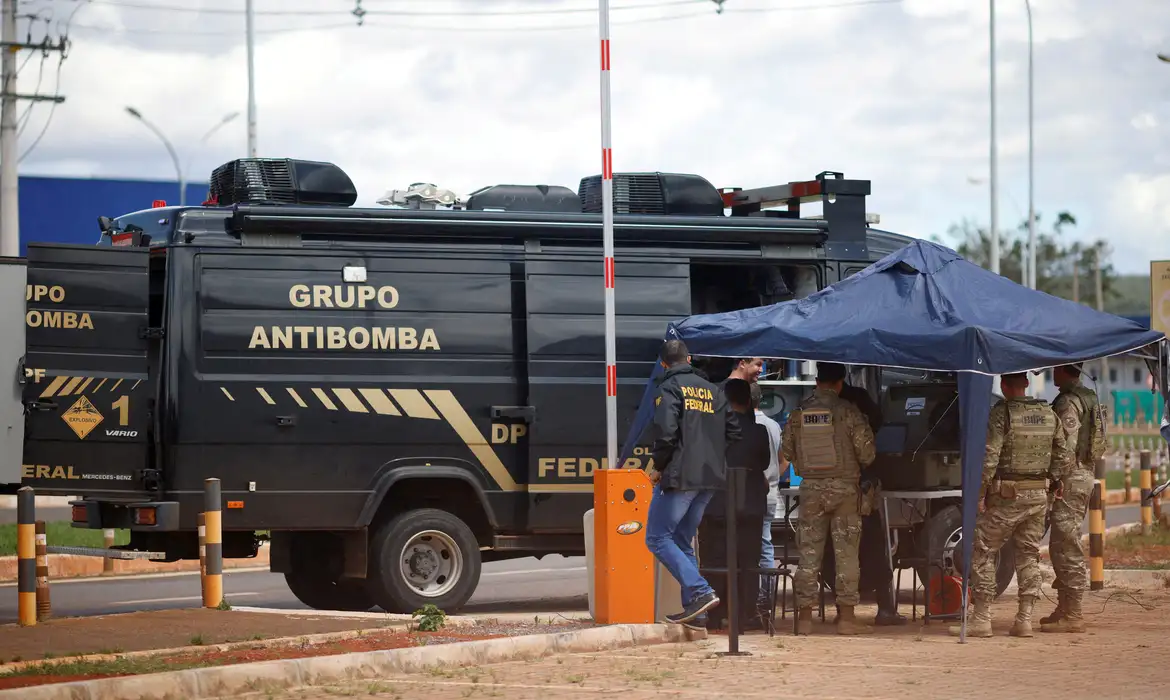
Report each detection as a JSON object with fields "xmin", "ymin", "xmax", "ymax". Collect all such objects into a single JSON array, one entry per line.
[
  {"xmin": 821, "ymin": 377, "xmax": 907, "ymax": 625},
  {"xmin": 697, "ymin": 378, "xmax": 771, "ymax": 630},
  {"xmin": 646, "ymin": 340, "xmax": 742, "ymax": 624}
]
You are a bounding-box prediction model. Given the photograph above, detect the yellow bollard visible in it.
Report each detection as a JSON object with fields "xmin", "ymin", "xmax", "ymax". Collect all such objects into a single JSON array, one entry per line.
[
  {"xmin": 198, "ymin": 512, "xmax": 206, "ymax": 591},
  {"xmin": 17, "ymin": 487, "xmax": 36, "ymax": 626},
  {"xmin": 1140, "ymin": 450, "xmax": 1153, "ymax": 535},
  {"xmin": 1096, "ymin": 457, "xmax": 1107, "ymax": 534},
  {"xmin": 1089, "ymin": 475, "xmax": 1105, "ymax": 592},
  {"xmin": 35, "ymin": 521, "xmax": 51, "ymax": 622},
  {"xmin": 102, "ymin": 529, "xmax": 115, "ymax": 575},
  {"xmin": 202, "ymin": 478, "xmax": 223, "ymax": 608},
  {"xmin": 1124, "ymin": 451, "xmax": 1133, "ymax": 503}
]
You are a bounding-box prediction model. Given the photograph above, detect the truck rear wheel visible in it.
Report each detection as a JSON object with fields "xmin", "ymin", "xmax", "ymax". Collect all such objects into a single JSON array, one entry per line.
[
  {"xmin": 366, "ymin": 508, "xmax": 481, "ymax": 614},
  {"xmin": 917, "ymin": 505, "xmax": 1014, "ymax": 599},
  {"xmin": 284, "ymin": 532, "xmax": 376, "ymax": 612}
]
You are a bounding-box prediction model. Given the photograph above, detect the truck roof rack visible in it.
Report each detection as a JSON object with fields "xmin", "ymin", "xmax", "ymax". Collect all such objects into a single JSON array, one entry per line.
[{"xmin": 719, "ymin": 171, "xmax": 870, "ymax": 256}]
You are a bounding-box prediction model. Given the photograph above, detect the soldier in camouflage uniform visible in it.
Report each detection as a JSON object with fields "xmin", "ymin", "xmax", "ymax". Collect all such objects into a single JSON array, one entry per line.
[
  {"xmin": 1041, "ymin": 363, "xmax": 1104, "ymax": 633},
  {"xmin": 949, "ymin": 373, "xmax": 1074, "ymax": 639},
  {"xmin": 781, "ymin": 362, "xmax": 876, "ymax": 636}
]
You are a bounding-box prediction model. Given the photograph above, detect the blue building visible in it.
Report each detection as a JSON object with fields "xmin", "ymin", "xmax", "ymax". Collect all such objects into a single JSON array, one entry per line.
[{"xmin": 18, "ymin": 175, "xmax": 208, "ymax": 255}]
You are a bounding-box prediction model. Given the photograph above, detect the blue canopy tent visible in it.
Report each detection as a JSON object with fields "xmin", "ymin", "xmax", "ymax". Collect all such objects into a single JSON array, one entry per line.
[{"xmin": 619, "ymin": 239, "xmax": 1164, "ymax": 639}]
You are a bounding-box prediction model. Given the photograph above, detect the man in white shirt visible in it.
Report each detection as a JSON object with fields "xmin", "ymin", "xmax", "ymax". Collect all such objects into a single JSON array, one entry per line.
[{"xmin": 751, "ymin": 383, "xmax": 782, "ymax": 611}]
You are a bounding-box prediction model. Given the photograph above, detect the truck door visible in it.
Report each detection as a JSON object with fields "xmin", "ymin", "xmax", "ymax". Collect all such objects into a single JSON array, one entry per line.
[
  {"xmin": 21, "ymin": 243, "xmax": 157, "ymax": 497},
  {"xmin": 524, "ymin": 250, "xmax": 690, "ymax": 532}
]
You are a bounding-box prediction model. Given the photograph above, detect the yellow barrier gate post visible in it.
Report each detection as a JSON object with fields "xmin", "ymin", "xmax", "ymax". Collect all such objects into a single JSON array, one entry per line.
[
  {"xmin": 1140, "ymin": 450, "xmax": 1153, "ymax": 535},
  {"xmin": 202, "ymin": 478, "xmax": 223, "ymax": 608},
  {"xmin": 17, "ymin": 486, "xmax": 36, "ymax": 626},
  {"xmin": 35, "ymin": 520, "xmax": 51, "ymax": 621},
  {"xmin": 1089, "ymin": 465, "xmax": 1105, "ymax": 592}
]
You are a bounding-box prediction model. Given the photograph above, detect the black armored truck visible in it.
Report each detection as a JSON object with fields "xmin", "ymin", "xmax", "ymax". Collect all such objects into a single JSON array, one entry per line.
[{"xmin": 13, "ymin": 157, "xmax": 1015, "ymax": 613}]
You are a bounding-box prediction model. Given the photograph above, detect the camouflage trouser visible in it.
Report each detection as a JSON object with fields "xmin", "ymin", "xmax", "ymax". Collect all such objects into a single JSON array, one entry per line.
[
  {"xmin": 1049, "ymin": 469, "xmax": 1094, "ymax": 593},
  {"xmin": 794, "ymin": 478, "xmax": 862, "ymax": 608},
  {"xmin": 971, "ymin": 488, "xmax": 1047, "ymax": 602}
]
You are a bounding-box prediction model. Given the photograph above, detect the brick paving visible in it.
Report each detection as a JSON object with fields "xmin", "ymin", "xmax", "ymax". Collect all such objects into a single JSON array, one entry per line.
[{"xmin": 262, "ymin": 587, "xmax": 1170, "ymax": 700}]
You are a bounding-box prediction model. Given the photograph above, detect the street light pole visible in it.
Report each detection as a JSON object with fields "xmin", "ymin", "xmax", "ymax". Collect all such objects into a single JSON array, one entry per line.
[
  {"xmin": 1025, "ymin": 0, "xmax": 1035, "ymax": 289},
  {"xmin": 182, "ymin": 111, "xmax": 241, "ymax": 185},
  {"xmin": 126, "ymin": 106, "xmax": 184, "ymax": 206},
  {"xmin": 989, "ymin": 0, "xmax": 1000, "ymax": 276},
  {"xmin": 245, "ymin": 0, "xmax": 257, "ymax": 156}
]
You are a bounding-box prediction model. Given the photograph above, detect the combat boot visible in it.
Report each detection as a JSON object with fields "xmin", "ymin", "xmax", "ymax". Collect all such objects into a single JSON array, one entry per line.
[
  {"xmin": 1009, "ymin": 595, "xmax": 1035, "ymax": 637},
  {"xmin": 1039, "ymin": 589, "xmax": 1066, "ymax": 628},
  {"xmin": 835, "ymin": 605, "xmax": 874, "ymax": 635},
  {"xmin": 796, "ymin": 607, "xmax": 813, "ymax": 636},
  {"xmin": 1042, "ymin": 590, "xmax": 1086, "ymax": 633},
  {"xmin": 949, "ymin": 598, "xmax": 992, "ymax": 638}
]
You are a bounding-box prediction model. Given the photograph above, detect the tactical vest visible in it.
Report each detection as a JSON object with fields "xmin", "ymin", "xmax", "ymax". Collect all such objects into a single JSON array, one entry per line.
[
  {"xmin": 1056, "ymin": 385, "xmax": 1108, "ymax": 465},
  {"xmin": 792, "ymin": 392, "xmax": 860, "ymax": 480},
  {"xmin": 999, "ymin": 398, "xmax": 1056, "ymax": 477}
]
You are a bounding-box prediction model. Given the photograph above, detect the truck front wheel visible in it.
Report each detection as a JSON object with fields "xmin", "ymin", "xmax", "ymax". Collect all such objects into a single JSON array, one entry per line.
[
  {"xmin": 366, "ymin": 508, "xmax": 482, "ymax": 614},
  {"xmin": 917, "ymin": 505, "xmax": 1015, "ymax": 599}
]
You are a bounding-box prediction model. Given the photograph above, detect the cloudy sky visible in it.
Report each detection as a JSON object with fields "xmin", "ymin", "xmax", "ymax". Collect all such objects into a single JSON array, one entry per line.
[{"xmin": 13, "ymin": 0, "xmax": 1170, "ymax": 274}]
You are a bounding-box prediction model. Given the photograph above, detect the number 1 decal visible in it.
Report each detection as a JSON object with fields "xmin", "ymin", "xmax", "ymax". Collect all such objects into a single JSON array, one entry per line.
[{"xmin": 112, "ymin": 395, "xmax": 129, "ymax": 426}]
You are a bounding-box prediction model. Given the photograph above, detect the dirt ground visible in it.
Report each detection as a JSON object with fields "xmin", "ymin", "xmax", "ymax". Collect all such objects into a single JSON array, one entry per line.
[
  {"xmin": 0, "ymin": 609, "xmax": 407, "ymax": 663},
  {"xmin": 263, "ymin": 589, "xmax": 1170, "ymax": 700}
]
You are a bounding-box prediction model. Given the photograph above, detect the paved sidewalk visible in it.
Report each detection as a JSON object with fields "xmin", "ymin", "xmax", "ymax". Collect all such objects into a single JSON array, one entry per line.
[{"xmin": 261, "ymin": 588, "xmax": 1170, "ymax": 700}]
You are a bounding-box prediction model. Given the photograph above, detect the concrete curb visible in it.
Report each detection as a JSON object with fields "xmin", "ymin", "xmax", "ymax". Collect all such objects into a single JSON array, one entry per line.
[
  {"xmin": 1101, "ymin": 569, "xmax": 1170, "ymax": 589},
  {"xmin": 1038, "ymin": 521, "xmax": 1140, "ymax": 558},
  {"xmin": 0, "ymin": 543, "xmax": 269, "ymax": 582},
  {"xmin": 0, "ymin": 495, "xmax": 76, "ymax": 508},
  {"xmin": 0, "ymin": 623, "xmax": 685, "ymax": 700}
]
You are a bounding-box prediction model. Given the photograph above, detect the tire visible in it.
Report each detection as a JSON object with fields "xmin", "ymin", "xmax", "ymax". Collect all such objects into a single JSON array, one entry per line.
[
  {"xmin": 283, "ymin": 533, "xmax": 376, "ymax": 612},
  {"xmin": 917, "ymin": 505, "xmax": 1014, "ymax": 599},
  {"xmin": 365, "ymin": 508, "xmax": 482, "ymax": 614}
]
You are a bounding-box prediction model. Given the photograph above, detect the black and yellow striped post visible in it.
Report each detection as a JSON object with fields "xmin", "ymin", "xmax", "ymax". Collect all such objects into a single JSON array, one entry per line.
[
  {"xmin": 1096, "ymin": 457, "xmax": 1107, "ymax": 533},
  {"xmin": 35, "ymin": 521, "xmax": 51, "ymax": 621},
  {"xmin": 17, "ymin": 487, "xmax": 36, "ymax": 626},
  {"xmin": 198, "ymin": 512, "xmax": 206, "ymax": 592},
  {"xmin": 1140, "ymin": 450, "xmax": 1153, "ymax": 534},
  {"xmin": 1123, "ymin": 451, "xmax": 1133, "ymax": 503},
  {"xmin": 202, "ymin": 478, "xmax": 223, "ymax": 608},
  {"xmin": 1089, "ymin": 470, "xmax": 1105, "ymax": 592}
]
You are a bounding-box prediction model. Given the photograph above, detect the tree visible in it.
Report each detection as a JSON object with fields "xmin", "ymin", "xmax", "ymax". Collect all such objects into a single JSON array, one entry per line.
[{"xmin": 933, "ymin": 211, "xmax": 1119, "ymax": 306}]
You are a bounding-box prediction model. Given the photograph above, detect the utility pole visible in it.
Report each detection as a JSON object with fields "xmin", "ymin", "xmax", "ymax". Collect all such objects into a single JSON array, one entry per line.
[
  {"xmin": 1024, "ymin": 0, "xmax": 1035, "ymax": 289},
  {"xmin": 1095, "ymin": 246, "xmax": 1110, "ymax": 402},
  {"xmin": 245, "ymin": 0, "xmax": 257, "ymax": 156},
  {"xmin": 988, "ymin": 0, "xmax": 1000, "ymax": 276},
  {"xmin": 0, "ymin": 3, "xmax": 66, "ymax": 257}
]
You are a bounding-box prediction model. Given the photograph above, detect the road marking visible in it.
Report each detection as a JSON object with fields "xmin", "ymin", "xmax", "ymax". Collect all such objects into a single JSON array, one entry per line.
[
  {"xmin": 482, "ymin": 567, "xmax": 586, "ymax": 577},
  {"xmin": 116, "ymin": 591, "xmax": 261, "ymax": 606}
]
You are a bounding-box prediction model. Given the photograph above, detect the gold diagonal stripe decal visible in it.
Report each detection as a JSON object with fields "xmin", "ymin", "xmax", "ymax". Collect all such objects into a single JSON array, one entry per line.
[
  {"xmin": 40, "ymin": 375, "xmax": 68, "ymax": 398},
  {"xmin": 287, "ymin": 388, "xmax": 308, "ymax": 408},
  {"xmin": 332, "ymin": 388, "xmax": 368, "ymax": 413},
  {"xmin": 221, "ymin": 387, "xmax": 235, "ymax": 401},
  {"xmin": 312, "ymin": 388, "xmax": 338, "ymax": 411},
  {"xmin": 111, "ymin": 379, "xmax": 124, "ymax": 392},
  {"xmin": 256, "ymin": 388, "xmax": 276, "ymax": 405},
  {"xmin": 389, "ymin": 389, "xmax": 440, "ymax": 420},
  {"xmin": 94, "ymin": 378, "xmax": 108, "ymax": 392},
  {"xmin": 76, "ymin": 377, "xmax": 95, "ymax": 394},
  {"xmin": 58, "ymin": 376, "xmax": 84, "ymax": 396},
  {"xmin": 358, "ymin": 388, "xmax": 400, "ymax": 415},
  {"xmin": 425, "ymin": 390, "xmax": 519, "ymax": 492}
]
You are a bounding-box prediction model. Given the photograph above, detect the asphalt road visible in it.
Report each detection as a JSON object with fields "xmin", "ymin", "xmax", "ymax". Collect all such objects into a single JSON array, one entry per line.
[
  {"xmin": 0, "ymin": 505, "xmax": 1142, "ymax": 624},
  {"xmin": 0, "ymin": 554, "xmax": 589, "ymax": 624}
]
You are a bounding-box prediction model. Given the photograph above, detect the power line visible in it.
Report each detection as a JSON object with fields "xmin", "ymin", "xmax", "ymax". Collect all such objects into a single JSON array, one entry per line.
[
  {"xmin": 82, "ymin": 0, "xmax": 701, "ymax": 17},
  {"xmin": 65, "ymin": 0, "xmax": 903, "ymax": 36},
  {"xmin": 16, "ymin": 0, "xmax": 84, "ymax": 163}
]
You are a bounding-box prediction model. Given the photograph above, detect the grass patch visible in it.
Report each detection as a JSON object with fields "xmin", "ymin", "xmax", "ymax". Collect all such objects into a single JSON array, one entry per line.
[
  {"xmin": 1103, "ymin": 523, "xmax": 1170, "ymax": 570},
  {"xmin": 0, "ymin": 521, "xmax": 129, "ymax": 557},
  {"xmin": 1, "ymin": 655, "xmax": 211, "ymax": 680}
]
